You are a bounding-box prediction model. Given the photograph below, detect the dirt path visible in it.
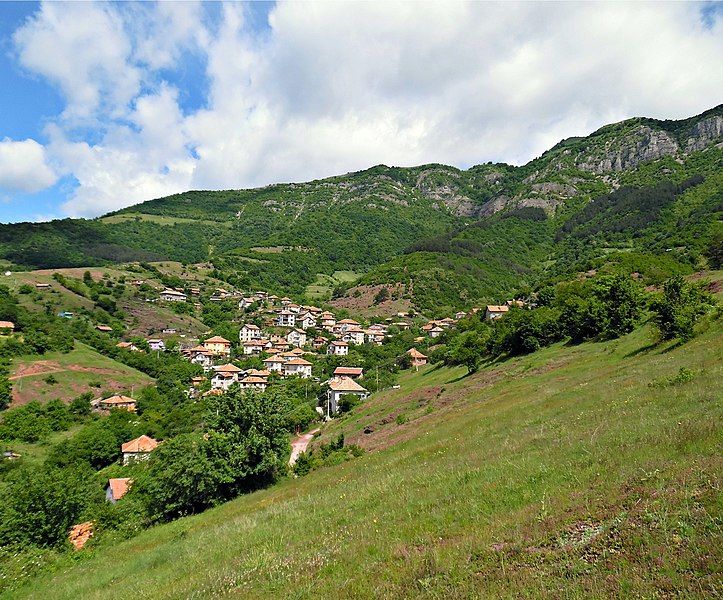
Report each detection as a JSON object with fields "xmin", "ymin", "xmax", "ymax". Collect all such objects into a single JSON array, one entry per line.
[{"xmin": 289, "ymin": 428, "xmax": 320, "ymax": 466}]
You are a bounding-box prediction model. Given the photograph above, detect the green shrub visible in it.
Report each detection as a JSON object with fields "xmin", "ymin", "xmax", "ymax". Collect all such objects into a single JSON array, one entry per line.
[{"xmin": 651, "ymin": 276, "xmax": 715, "ymax": 341}]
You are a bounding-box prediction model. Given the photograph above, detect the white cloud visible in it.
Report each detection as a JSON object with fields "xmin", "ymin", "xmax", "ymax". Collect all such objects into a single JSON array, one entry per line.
[
  {"xmin": 7, "ymin": 1, "xmax": 723, "ymax": 217},
  {"xmin": 0, "ymin": 138, "xmax": 57, "ymax": 193},
  {"xmin": 13, "ymin": 2, "xmax": 140, "ymax": 121}
]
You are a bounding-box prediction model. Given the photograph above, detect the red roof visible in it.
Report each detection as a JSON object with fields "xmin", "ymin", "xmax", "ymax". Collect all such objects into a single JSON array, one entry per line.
[
  {"xmin": 285, "ymin": 357, "xmax": 312, "ymax": 366},
  {"xmin": 204, "ymin": 336, "xmax": 231, "ymax": 344},
  {"xmin": 108, "ymin": 477, "xmax": 132, "ymax": 500},
  {"xmin": 334, "ymin": 367, "xmax": 363, "ymax": 376},
  {"xmin": 214, "ymin": 363, "xmax": 242, "ymax": 373},
  {"xmin": 121, "ymin": 435, "xmax": 158, "ymax": 453}
]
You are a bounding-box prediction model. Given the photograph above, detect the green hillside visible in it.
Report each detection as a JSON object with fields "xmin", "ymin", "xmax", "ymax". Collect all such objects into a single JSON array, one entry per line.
[
  {"xmin": 5, "ymin": 316, "xmax": 720, "ymax": 598},
  {"xmin": 9, "ymin": 342, "xmax": 153, "ymax": 408},
  {"xmin": 1, "ymin": 105, "xmax": 720, "ymax": 310}
]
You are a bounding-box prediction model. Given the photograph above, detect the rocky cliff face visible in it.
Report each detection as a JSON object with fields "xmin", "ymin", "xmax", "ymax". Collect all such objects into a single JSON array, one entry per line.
[
  {"xmin": 477, "ymin": 106, "xmax": 723, "ymax": 217},
  {"xmin": 684, "ymin": 115, "xmax": 723, "ymax": 152},
  {"xmin": 576, "ymin": 126, "xmax": 680, "ymax": 174},
  {"xmin": 414, "ymin": 168, "xmax": 480, "ymax": 217}
]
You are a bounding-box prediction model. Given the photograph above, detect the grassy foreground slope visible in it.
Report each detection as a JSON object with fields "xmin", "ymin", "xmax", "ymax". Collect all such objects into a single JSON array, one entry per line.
[{"xmin": 9, "ymin": 322, "xmax": 722, "ymax": 599}]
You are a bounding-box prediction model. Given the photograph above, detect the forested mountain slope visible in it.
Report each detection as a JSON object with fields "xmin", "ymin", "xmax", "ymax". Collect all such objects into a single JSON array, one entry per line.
[{"xmin": 1, "ymin": 105, "xmax": 721, "ymax": 310}]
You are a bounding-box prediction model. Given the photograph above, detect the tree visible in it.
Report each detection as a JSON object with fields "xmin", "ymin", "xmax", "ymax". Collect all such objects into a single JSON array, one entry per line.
[
  {"xmin": 135, "ymin": 389, "xmax": 290, "ymax": 522},
  {"xmin": 447, "ymin": 331, "xmax": 486, "ymax": 374},
  {"xmin": 704, "ymin": 229, "xmax": 722, "ymax": 269},
  {"xmin": 651, "ymin": 276, "xmax": 715, "ymax": 341},
  {"xmin": 0, "ymin": 375, "xmax": 11, "ymax": 411},
  {"xmin": 373, "ymin": 287, "xmax": 390, "ymax": 304},
  {"xmin": 0, "ymin": 464, "xmax": 102, "ymax": 548}
]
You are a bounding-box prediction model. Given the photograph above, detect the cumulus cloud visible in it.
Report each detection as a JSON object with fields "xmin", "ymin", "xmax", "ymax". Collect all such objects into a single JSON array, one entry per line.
[
  {"xmin": 6, "ymin": 1, "xmax": 723, "ymax": 217},
  {"xmin": 0, "ymin": 138, "xmax": 57, "ymax": 193}
]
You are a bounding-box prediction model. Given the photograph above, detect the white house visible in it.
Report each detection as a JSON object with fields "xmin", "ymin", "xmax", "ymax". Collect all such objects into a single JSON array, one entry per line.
[
  {"xmin": 428, "ymin": 326, "xmax": 444, "ymax": 338},
  {"xmin": 211, "ymin": 363, "xmax": 243, "ymax": 390},
  {"xmin": 238, "ymin": 297, "xmax": 256, "ymax": 310},
  {"xmin": 287, "ymin": 328, "xmax": 307, "ymax": 347},
  {"xmin": 335, "ymin": 318, "xmax": 361, "ymax": 334},
  {"xmin": 485, "ymin": 305, "xmax": 510, "ymax": 320},
  {"xmin": 160, "ymin": 289, "xmax": 187, "ymax": 302},
  {"xmin": 320, "ymin": 312, "xmax": 336, "ymax": 330},
  {"xmin": 148, "ymin": 339, "xmax": 165, "ymax": 352},
  {"xmin": 238, "ymin": 376, "xmax": 268, "ymax": 393},
  {"xmin": 262, "ymin": 356, "xmax": 285, "ymax": 373},
  {"xmin": 342, "ymin": 327, "xmax": 366, "ymax": 345},
  {"xmin": 283, "ymin": 357, "xmax": 313, "ymax": 378},
  {"xmin": 365, "ymin": 329, "xmax": 385, "ymax": 345},
  {"xmin": 242, "ymin": 339, "xmax": 271, "ymax": 355},
  {"xmin": 239, "ymin": 323, "xmax": 262, "ymax": 342},
  {"xmin": 326, "ymin": 377, "xmax": 369, "ymax": 414},
  {"xmin": 190, "ymin": 351, "xmax": 214, "ymax": 371},
  {"xmin": 297, "ymin": 313, "xmax": 317, "ymax": 330},
  {"xmin": 327, "ymin": 340, "xmax": 349, "ymax": 356},
  {"xmin": 121, "ymin": 435, "xmax": 158, "ymax": 465},
  {"xmin": 277, "ymin": 310, "xmax": 296, "ymax": 327}
]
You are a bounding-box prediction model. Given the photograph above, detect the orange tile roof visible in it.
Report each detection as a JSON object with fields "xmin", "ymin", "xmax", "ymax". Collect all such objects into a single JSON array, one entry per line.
[
  {"xmin": 263, "ymin": 356, "xmax": 284, "ymax": 363},
  {"xmin": 204, "ymin": 336, "xmax": 231, "ymax": 344},
  {"xmin": 214, "ymin": 363, "xmax": 243, "ymax": 373},
  {"xmin": 108, "ymin": 477, "xmax": 132, "ymax": 500},
  {"xmin": 240, "ymin": 376, "xmax": 268, "ymax": 384},
  {"xmin": 334, "ymin": 367, "xmax": 363, "ymax": 376},
  {"xmin": 101, "ymin": 394, "xmax": 136, "ymax": 405},
  {"xmin": 486, "ymin": 305, "xmax": 509, "ymax": 313},
  {"xmin": 121, "ymin": 435, "xmax": 158, "ymax": 453},
  {"xmin": 285, "ymin": 357, "xmax": 312, "ymax": 365},
  {"xmin": 407, "ymin": 348, "xmax": 427, "ymax": 359},
  {"xmin": 329, "ymin": 376, "xmax": 368, "ymax": 393}
]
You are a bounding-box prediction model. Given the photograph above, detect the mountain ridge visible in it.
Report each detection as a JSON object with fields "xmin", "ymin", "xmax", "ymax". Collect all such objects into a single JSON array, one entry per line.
[{"xmin": 0, "ymin": 104, "xmax": 720, "ymax": 312}]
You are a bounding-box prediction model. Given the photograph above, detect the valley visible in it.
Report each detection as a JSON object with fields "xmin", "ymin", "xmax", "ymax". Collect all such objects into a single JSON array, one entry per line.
[{"xmin": 0, "ymin": 105, "xmax": 720, "ymax": 599}]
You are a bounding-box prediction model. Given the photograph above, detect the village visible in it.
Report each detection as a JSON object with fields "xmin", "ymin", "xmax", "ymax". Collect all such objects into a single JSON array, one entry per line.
[
  {"xmin": 1, "ymin": 267, "xmax": 537, "ymax": 519},
  {"xmin": 72, "ymin": 286, "xmax": 527, "ymax": 505}
]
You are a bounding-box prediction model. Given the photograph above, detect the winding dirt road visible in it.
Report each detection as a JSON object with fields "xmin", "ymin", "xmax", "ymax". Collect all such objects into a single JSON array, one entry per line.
[{"xmin": 289, "ymin": 428, "xmax": 320, "ymax": 465}]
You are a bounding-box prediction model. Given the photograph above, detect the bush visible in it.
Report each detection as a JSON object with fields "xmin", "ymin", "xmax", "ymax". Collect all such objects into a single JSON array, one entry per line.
[
  {"xmin": 0, "ymin": 464, "xmax": 102, "ymax": 548},
  {"xmin": 651, "ymin": 276, "xmax": 715, "ymax": 341},
  {"xmin": 0, "ymin": 376, "xmax": 11, "ymax": 411},
  {"xmin": 0, "ymin": 402, "xmax": 51, "ymax": 442},
  {"xmin": 338, "ymin": 393, "xmax": 363, "ymax": 413}
]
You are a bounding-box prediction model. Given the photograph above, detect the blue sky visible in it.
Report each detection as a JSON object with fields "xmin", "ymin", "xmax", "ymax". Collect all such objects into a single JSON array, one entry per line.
[{"xmin": 0, "ymin": 1, "xmax": 721, "ymax": 224}]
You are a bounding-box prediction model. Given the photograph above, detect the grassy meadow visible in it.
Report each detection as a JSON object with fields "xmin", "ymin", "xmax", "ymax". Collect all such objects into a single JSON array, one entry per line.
[
  {"xmin": 9, "ymin": 342, "xmax": 153, "ymax": 407},
  {"xmin": 5, "ymin": 317, "xmax": 721, "ymax": 599}
]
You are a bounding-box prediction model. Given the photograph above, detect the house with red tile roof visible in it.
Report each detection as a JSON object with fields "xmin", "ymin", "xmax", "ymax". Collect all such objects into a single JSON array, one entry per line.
[
  {"xmin": 121, "ymin": 435, "xmax": 158, "ymax": 465},
  {"xmin": 106, "ymin": 478, "xmax": 132, "ymax": 503}
]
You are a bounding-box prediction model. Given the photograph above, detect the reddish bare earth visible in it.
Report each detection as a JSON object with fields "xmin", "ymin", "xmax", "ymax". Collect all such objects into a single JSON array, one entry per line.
[
  {"xmin": 10, "ymin": 360, "xmax": 119, "ymax": 380},
  {"xmin": 328, "ymin": 283, "xmax": 412, "ymax": 318}
]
